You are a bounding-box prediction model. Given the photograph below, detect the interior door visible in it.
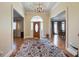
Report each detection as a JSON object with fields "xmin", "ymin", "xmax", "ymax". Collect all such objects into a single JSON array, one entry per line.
[{"xmin": 33, "ymin": 22, "xmax": 40, "ymax": 39}]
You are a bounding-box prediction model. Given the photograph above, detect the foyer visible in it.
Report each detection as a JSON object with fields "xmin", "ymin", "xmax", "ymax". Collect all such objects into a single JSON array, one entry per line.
[{"xmin": 0, "ymin": 2, "xmax": 79, "ymax": 57}]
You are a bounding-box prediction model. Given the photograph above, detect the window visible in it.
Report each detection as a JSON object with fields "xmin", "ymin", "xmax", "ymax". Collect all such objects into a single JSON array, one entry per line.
[
  {"xmin": 13, "ymin": 22, "xmax": 16, "ymax": 30},
  {"xmin": 54, "ymin": 22, "xmax": 58, "ymax": 34},
  {"xmin": 31, "ymin": 16, "xmax": 43, "ymax": 30},
  {"xmin": 61, "ymin": 22, "xmax": 65, "ymax": 32},
  {"xmin": 35, "ymin": 24, "xmax": 38, "ymax": 32}
]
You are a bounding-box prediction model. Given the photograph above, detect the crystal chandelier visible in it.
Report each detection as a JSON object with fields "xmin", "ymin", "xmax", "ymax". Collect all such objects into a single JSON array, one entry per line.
[{"xmin": 35, "ymin": 3, "xmax": 44, "ymax": 13}]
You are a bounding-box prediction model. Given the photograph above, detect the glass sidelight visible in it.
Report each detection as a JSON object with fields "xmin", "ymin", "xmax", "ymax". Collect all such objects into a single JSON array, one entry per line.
[{"xmin": 35, "ymin": 24, "xmax": 38, "ymax": 32}]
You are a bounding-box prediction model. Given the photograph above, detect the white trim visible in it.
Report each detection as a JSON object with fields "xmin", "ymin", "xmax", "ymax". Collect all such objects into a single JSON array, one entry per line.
[
  {"xmin": 52, "ymin": 10, "xmax": 65, "ymax": 19},
  {"xmin": 66, "ymin": 47, "xmax": 77, "ymax": 56},
  {"xmin": 24, "ymin": 36, "xmax": 33, "ymax": 39},
  {"xmin": 50, "ymin": 2, "xmax": 61, "ymax": 18}
]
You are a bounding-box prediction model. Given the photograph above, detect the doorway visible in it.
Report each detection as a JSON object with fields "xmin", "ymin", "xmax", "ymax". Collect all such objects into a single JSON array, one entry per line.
[
  {"xmin": 33, "ymin": 22, "xmax": 40, "ymax": 39},
  {"xmin": 13, "ymin": 9, "xmax": 24, "ymax": 50},
  {"xmin": 31, "ymin": 16, "xmax": 43, "ymax": 39},
  {"xmin": 51, "ymin": 11, "xmax": 66, "ymax": 50},
  {"xmin": 51, "ymin": 20, "xmax": 66, "ymax": 49}
]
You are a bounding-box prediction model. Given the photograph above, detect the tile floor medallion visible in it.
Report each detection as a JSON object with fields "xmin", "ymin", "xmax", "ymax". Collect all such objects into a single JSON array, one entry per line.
[{"xmin": 15, "ymin": 39, "xmax": 66, "ymax": 57}]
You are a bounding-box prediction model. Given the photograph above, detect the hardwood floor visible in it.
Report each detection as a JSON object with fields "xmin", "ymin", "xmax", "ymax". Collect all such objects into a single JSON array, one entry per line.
[
  {"xmin": 10, "ymin": 37, "xmax": 24, "ymax": 57},
  {"xmin": 50, "ymin": 35, "xmax": 74, "ymax": 57},
  {"xmin": 50, "ymin": 35, "xmax": 65, "ymax": 50},
  {"xmin": 10, "ymin": 36, "xmax": 74, "ymax": 57},
  {"xmin": 14, "ymin": 37, "xmax": 24, "ymax": 48}
]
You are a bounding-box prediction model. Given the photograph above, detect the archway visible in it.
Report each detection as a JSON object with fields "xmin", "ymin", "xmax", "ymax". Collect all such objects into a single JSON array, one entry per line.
[{"xmin": 31, "ymin": 16, "xmax": 43, "ymax": 39}]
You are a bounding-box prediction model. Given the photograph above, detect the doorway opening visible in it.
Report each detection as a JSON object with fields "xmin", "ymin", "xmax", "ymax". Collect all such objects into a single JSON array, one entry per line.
[
  {"xmin": 31, "ymin": 16, "xmax": 43, "ymax": 39},
  {"xmin": 51, "ymin": 11, "xmax": 66, "ymax": 50},
  {"xmin": 13, "ymin": 9, "xmax": 24, "ymax": 49}
]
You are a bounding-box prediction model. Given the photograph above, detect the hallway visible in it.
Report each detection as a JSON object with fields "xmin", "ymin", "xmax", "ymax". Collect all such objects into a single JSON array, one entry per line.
[{"xmin": 0, "ymin": 2, "xmax": 79, "ymax": 57}]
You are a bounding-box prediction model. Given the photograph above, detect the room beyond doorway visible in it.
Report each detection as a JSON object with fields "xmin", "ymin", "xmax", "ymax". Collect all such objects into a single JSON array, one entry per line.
[
  {"xmin": 13, "ymin": 9, "xmax": 24, "ymax": 39},
  {"xmin": 13, "ymin": 9, "xmax": 24, "ymax": 49},
  {"xmin": 51, "ymin": 11, "xmax": 66, "ymax": 50},
  {"xmin": 51, "ymin": 21, "xmax": 66, "ymax": 49}
]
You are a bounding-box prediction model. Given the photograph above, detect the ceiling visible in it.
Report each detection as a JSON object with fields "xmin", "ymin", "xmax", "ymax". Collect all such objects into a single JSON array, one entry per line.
[
  {"xmin": 51, "ymin": 11, "xmax": 66, "ymax": 21},
  {"xmin": 13, "ymin": 9, "xmax": 21, "ymax": 17},
  {"xmin": 13, "ymin": 9, "xmax": 23, "ymax": 21},
  {"xmin": 22, "ymin": 2, "xmax": 56, "ymax": 12}
]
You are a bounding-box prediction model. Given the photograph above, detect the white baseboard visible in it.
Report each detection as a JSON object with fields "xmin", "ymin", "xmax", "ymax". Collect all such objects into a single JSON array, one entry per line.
[
  {"xmin": 24, "ymin": 36, "xmax": 46, "ymax": 39},
  {"xmin": 24, "ymin": 36, "xmax": 33, "ymax": 39},
  {"xmin": 66, "ymin": 47, "xmax": 77, "ymax": 56}
]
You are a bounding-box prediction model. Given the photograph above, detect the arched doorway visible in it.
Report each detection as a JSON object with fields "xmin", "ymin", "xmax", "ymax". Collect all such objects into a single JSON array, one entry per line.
[{"xmin": 31, "ymin": 16, "xmax": 43, "ymax": 39}]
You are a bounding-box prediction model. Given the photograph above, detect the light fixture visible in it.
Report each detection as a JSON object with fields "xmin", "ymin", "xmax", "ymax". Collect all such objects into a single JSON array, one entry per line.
[{"xmin": 35, "ymin": 2, "xmax": 44, "ymax": 13}]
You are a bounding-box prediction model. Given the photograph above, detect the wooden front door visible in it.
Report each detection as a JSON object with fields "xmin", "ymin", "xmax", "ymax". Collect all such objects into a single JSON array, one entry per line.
[{"xmin": 33, "ymin": 22, "xmax": 40, "ymax": 39}]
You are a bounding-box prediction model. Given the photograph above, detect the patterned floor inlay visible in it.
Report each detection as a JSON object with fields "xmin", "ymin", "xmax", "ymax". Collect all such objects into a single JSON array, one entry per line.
[{"xmin": 15, "ymin": 39, "xmax": 66, "ymax": 57}]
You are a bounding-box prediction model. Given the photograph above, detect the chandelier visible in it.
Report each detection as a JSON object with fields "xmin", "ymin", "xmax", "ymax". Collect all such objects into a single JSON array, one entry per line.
[{"xmin": 34, "ymin": 3, "xmax": 44, "ymax": 13}]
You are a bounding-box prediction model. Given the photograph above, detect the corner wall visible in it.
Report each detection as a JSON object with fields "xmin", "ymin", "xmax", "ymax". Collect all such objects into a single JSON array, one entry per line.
[
  {"xmin": 50, "ymin": 2, "xmax": 79, "ymax": 56},
  {"xmin": 0, "ymin": 2, "xmax": 24, "ymax": 56},
  {"xmin": 0, "ymin": 3, "xmax": 12, "ymax": 56}
]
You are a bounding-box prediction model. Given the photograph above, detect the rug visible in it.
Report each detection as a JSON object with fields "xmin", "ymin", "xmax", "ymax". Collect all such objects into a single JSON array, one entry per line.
[{"xmin": 15, "ymin": 39, "xmax": 66, "ymax": 57}]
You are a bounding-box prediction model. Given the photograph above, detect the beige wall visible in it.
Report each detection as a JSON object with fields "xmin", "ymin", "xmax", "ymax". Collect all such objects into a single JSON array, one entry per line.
[
  {"xmin": 68, "ymin": 3, "xmax": 79, "ymax": 48},
  {"xmin": 50, "ymin": 2, "xmax": 79, "ymax": 55},
  {"xmin": 24, "ymin": 12, "xmax": 50, "ymax": 38},
  {"xmin": 0, "ymin": 2, "xmax": 24, "ymax": 56},
  {"xmin": 0, "ymin": 3, "xmax": 12, "ymax": 56}
]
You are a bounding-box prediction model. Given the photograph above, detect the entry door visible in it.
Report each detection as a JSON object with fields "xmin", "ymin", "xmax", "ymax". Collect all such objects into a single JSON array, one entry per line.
[{"xmin": 33, "ymin": 22, "xmax": 40, "ymax": 39}]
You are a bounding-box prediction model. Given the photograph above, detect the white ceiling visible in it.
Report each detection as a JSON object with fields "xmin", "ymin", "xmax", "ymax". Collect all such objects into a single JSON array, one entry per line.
[
  {"xmin": 22, "ymin": 2, "xmax": 56, "ymax": 12},
  {"xmin": 51, "ymin": 11, "xmax": 66, "ymax": 21}
]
